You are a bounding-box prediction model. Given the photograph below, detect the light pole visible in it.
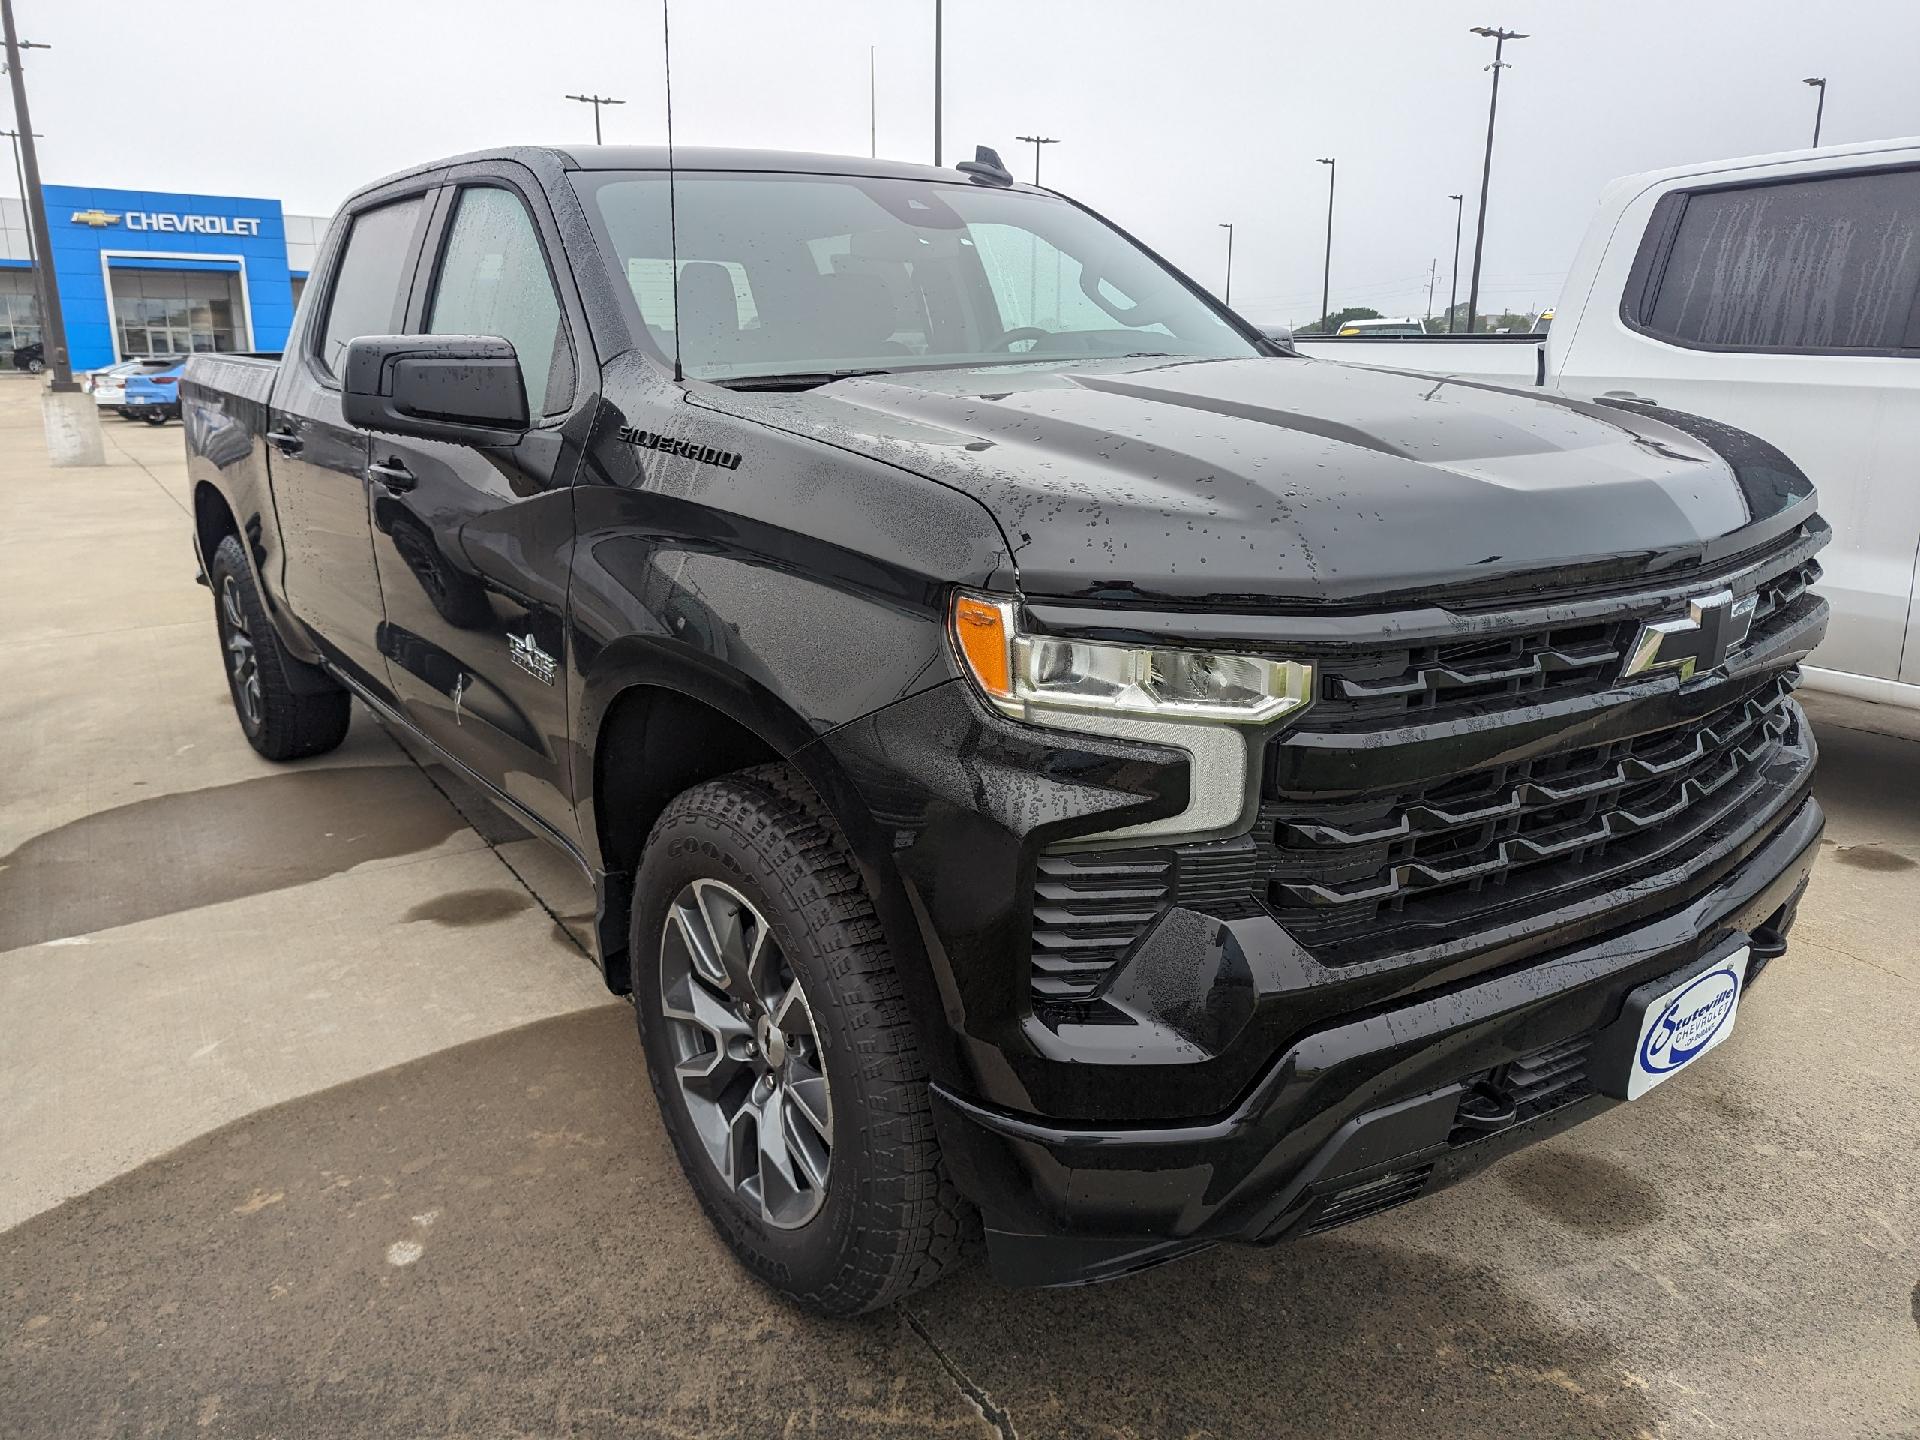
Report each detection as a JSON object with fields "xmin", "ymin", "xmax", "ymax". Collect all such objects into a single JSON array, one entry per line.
[
  {"xmin": 1447, "ymin": 192, "xmax": 1464, "ymax": 332},
  {"xmin": 1316, "ymin": 158, "xmax": 1336, "ymax": 332},
  {"xmin": 869, "ymin": 47, "xmax": 877, "ymax": 158},
  {"xmin": 1218, "ymin": 223, "xmax": 1235, "ymax": 307},
  {"xmin": 1014, "ymin": 134, "xmax": 1058, "ymax": 185},
  {"xmin": 1803, "ymin": 76, "xmax": 1827, "ymax": 146},
  {"xmin": 2, "ymin": 0, "xmax": 100, "ymax": 464},
  {"xmin": 933, "ymin": 0, "xmax": 943, "ymax": 166},
  {"xmin": 1464, "ymin": 26, "xmax": 1526, "ymax": 335},
  {"xmin": 564, "ymin": 92, "xmax": 625, "ymax": 144}
]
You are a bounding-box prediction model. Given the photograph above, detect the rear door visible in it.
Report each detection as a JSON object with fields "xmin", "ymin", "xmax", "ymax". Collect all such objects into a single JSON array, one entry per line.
[
  {"xmin": 365, "ymin": 169, "xmax": 590, "ymax": 841},
  {"xmin": 1555, "ymin": 156, "xmax": 1920, "ymax": 686},
  {"xmin": 268, "ymin": 190, "xmax": 435, "ymax": 699}
]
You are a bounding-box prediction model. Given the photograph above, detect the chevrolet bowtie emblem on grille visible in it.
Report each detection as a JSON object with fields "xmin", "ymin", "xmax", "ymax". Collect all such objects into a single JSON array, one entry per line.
[
  {"xmin": 69, "ymin": 208, "xmax": 122, "ymax": 228},
  {"xmin": 1621, "ymin": 589, "xmax": 1758, "ymax": 683}
]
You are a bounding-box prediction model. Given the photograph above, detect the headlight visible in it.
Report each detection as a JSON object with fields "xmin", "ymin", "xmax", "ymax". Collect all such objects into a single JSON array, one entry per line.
[{"xmin": 950, "ymin": 593, "xmax": 1312, "ymax": 726}]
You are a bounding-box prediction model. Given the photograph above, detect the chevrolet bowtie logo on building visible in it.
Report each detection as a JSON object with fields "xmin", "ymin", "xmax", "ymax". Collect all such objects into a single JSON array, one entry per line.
[
  {"xmin": 1621, "ymin": 589, "xmax": 1758, "ymax": 683},
  {"xmin": 70, "ymin": 208, "xmax": 122, "ymax": 228}
]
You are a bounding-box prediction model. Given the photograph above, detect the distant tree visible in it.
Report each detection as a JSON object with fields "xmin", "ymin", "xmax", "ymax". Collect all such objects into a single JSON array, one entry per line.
[
  {"xmin": 1295, "ymin": 306, "xmax": 1382, "ymax": 336},
  {"xmin": 1423, "ymin": 303, "xmax": 1539, "ymax": 334}
]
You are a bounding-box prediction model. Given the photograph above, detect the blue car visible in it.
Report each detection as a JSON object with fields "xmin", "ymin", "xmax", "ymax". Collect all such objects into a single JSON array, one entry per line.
[{"xmin": 123, "ymin": 359, "xmax": 185, "ymax": 425}]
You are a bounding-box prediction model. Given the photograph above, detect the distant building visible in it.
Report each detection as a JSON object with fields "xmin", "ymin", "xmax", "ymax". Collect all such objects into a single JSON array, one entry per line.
[{"xmin": 1, "ymin": 185, "xmax": 330, "ymax": 370}]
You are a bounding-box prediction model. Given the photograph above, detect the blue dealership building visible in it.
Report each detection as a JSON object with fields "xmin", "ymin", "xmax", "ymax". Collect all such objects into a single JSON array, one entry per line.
[{"xmin": 0, "ymin": 185, "xmax": 331, "ymax": 371}]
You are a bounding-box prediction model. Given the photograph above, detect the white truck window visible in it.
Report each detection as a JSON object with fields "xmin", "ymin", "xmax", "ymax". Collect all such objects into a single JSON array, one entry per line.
[{"xmin": 1641, "ymin": 168, "xmax": 1920, "ymax": 353}]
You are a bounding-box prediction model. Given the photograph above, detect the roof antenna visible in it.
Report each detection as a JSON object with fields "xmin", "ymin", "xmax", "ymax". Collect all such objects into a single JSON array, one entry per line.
[{"xmin": 663, "ymin": 0, "xmax": 683, "ymax": 382}]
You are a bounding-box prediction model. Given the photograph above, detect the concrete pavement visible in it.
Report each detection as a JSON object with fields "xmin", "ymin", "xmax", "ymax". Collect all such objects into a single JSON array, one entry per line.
[{"xmin": 2, "ymin": 376, "xmax": 1916, "ymax": 1438}]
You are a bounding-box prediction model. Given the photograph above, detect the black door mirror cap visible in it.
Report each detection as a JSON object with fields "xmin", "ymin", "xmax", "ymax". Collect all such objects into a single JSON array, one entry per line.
[{"xmin": 341, "ymin": 334, "xmax": 530, "ymax": 445}]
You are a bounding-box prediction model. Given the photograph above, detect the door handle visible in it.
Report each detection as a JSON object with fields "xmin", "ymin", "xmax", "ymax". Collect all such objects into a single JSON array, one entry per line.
[
  {"xmin": 265, "ymin": 427, "xmax": 303, "ymax": 453},
  {"xmin": 366, "ymin": 459, "xmax": 417, "ymax": 493}
]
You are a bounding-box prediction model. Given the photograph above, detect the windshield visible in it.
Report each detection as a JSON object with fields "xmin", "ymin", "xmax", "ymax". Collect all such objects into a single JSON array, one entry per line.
[{"xmin": 572, "ymin": 170, "xmax": 1258, "ymax": 382}]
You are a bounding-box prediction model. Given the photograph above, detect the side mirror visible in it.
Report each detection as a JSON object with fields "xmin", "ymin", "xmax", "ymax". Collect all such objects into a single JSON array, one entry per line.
[
  {"xmin": 1257, "ymin": 323, "xmax": 1296, "ymax": 352},
  {"xmin": 341, "ymin": 334, "xmax": 528, "ymax": 445}
]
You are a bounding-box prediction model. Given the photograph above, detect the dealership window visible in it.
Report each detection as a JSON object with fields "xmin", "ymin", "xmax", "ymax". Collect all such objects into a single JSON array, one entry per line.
[
  {"xmin": 0, "ymin": 269, "xmax": 40, "ymax": 350},
  {"xmin": 426, "ymin": 187, "xmax": 570, "ymax": 415},
  {"xmin": 111, "ymin": 268, "xmax": 243, "ymax": 357},
  {"xmin": 1640, "ymin": 168, "xmax": 1920, "ymax": 352}
]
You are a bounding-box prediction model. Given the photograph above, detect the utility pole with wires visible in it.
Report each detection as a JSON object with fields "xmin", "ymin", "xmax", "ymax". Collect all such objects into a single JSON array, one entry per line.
[
  {"xmin": 1219, "ymin": 223, "xmax": 1235, "ymax": 307},
  {"xmin": 1464, "ymin": 25, "xmax": 1526, "ymax": 336},
  {"xmin": 1447, "ymin": 192, "xmax": 1464, "ymax": 332},
  {"xmin": 869, "ymin": 47, "xmax": 877, "ymax": 158},
  {"xmin": 565, "ymin": 92, "xmax": 625, "ymax": 144},
  {"xmin": 2, "ymin": 0, "xmax": 101, "ymax": 462},
  {"xmin": 1425, "ymin": 258, "xmax": 1438, "ymax": 329},
  {"xmin": 932, "ymin": 0, "xmax": 943, "ymax": 166},
  {"xmin": 1014, "ymin": 134, "xmax": 1058, "ymax": 185}
]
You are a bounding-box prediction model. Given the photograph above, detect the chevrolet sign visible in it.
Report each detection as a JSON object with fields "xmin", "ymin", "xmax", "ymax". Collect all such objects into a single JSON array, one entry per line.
[{"xmin": 70, "ymin": 208, "xmax": 260, "ymax": 237}]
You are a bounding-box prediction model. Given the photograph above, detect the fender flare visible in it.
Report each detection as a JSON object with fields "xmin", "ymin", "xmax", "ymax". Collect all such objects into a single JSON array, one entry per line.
[{"xmin": 575, "ymin": 637, "xmax": 941, "ymax": 1048}]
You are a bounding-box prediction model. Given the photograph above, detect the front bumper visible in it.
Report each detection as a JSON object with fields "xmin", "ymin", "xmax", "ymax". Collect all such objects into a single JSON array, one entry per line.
[{"xmin": 929, "ymin": 795, "xmax": 1820, "ymax": 1287}]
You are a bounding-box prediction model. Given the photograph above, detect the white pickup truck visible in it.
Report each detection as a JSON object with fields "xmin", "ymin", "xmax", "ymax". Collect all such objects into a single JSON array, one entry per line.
[{"xmin": 1294, "ymin": 137, "xmax": 1920, "ymax": 708}]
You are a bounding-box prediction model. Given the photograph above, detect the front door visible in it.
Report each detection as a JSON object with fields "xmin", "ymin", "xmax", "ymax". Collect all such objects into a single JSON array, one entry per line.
[
  {"xmin": 269, "ymin": 193, "xmax": 433, "ymax": 698},
  {"xmin": 367, "ymin": 177, "xmax": 588, "ymax": 841}
]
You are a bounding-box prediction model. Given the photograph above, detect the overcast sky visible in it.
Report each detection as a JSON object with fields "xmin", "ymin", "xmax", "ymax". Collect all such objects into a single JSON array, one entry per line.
[{"xmin": 14, "ymin": 0, "xmax": 1920, "ymax": 324}]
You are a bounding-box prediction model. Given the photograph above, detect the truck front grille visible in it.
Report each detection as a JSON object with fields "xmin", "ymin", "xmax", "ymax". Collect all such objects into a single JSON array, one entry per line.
[
  {"xmin": 1261, "ymin": 672, "xmax": 1800, "ymax": 964},
  {"xmin": 1304, "ymin": 555, "xmax": 1819, "ymax": 727}
]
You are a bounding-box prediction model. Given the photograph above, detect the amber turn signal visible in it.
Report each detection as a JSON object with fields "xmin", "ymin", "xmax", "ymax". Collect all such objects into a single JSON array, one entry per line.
[{"xmin": 950, "ymin": 593, "xmax": 1014, "ymax": 700}]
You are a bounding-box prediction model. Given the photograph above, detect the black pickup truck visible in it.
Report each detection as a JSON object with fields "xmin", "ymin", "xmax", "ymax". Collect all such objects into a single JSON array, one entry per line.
[{"xmin": 182, "ymin": 144, "xmax": 1829, "ymax": 1315}]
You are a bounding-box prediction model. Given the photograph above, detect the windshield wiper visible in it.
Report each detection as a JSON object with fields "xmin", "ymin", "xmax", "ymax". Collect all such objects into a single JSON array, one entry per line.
[{"xmin": 710, "ymin": 368, "xmax": 892, "ymax": 392}]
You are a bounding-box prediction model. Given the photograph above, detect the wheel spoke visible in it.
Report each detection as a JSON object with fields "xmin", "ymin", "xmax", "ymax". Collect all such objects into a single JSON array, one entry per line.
[
  {"xmin": 695, "ymin": 880, "xmax": 768, "ymax": 1005},
  {"xmin": 780, "ymin": 1098, "xmax": 830, "ymax": 1191},
  {"xmin": 220, "ymin": 578, "xmax": 247, "ymax": 633},
  {"xmin": 770, "ymin": 984, "xmax": 815, "ymax": 1042},
  {"xmin": 784, "ymin": 1069, "xmax": 832, "ymax": 1156},
  {"xmin": 753, "ymin": 1088, "xmax": 806, "ymax": 1218},
  {"xmin": 657, "ymin": 875, "xmax": 831, "ymax": 1230},
  {"xmin": 661, "ymin": 964, "xmax": 752, "ymax": 1047},
  {"xmin": 669, "ymin": 897, "xmax": 730, "ymax": 993}
]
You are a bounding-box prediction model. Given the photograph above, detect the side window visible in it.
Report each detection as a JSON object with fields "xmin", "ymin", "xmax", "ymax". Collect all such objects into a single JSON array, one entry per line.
[
  {"xmin": 428, "ymin": 187, "xmax": 569, "ymax": 416},
  {"xmin": 317, "ymin": 197, "xmax": 423, "ymax": 379},
  {"xmin": 1637, "ymin": 168, "xmax": 1920, "ymax": 353}
]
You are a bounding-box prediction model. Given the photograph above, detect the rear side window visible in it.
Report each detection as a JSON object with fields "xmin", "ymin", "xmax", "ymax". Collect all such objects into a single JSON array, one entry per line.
[
  {"xmin": 427, "ymin": 187, "xmax": 570, "ymax": 416},
  {"xmin": 317, "ymin": 197, "xmax": 424, "ymax": 379},
  {"xmin": 1632, "ymin": 168, "xmax": 1920, "ymax": 353}
]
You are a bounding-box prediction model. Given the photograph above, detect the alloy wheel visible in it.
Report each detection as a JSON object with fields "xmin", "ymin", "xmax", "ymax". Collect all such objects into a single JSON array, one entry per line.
[
  {"xmin": 220, "ymin": 574, "xmax": 263, "ymax": 729},
  {"xmin": 658, "ymin": 878, "xmax": 832, "ymax": 1229}
]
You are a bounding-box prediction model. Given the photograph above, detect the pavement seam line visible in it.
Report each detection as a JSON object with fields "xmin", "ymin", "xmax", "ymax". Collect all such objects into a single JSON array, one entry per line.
[
  {"xmin": 385, "ymin": 719, "xmax": 594, "ymax": 963},
  {"xmin": 103, "ymin": 428, "xmax": 191, "ymax": 518},
  {"xmin": 903, "ymin": 1306, "xmax": 1020, "ymax": 1440}
]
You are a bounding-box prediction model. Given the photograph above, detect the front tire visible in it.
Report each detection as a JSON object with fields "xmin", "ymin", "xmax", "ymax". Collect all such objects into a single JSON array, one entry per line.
[
  {"xmin": 208, "ymin": 534, "xmax": 351, "ymax": 761},
  {"xmin": 632, "ymin": 765, "xmax": 972, "ymax": 1316}
]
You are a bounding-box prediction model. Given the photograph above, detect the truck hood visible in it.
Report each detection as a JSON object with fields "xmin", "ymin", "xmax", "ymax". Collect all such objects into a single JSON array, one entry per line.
[{"xmin": 699, "ymin": 355, "xmax": 1813, "ymax": 607}]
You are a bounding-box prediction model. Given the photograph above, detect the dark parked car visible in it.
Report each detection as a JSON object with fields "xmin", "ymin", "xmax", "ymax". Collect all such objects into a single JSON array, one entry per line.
[
  {"xmin": 12, "ymin": 340, "xmax": 43, "ymax": 373},
  {"xmin": 181, "ymin": 144, "xmax": 1828, "ymax": 1315}
]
